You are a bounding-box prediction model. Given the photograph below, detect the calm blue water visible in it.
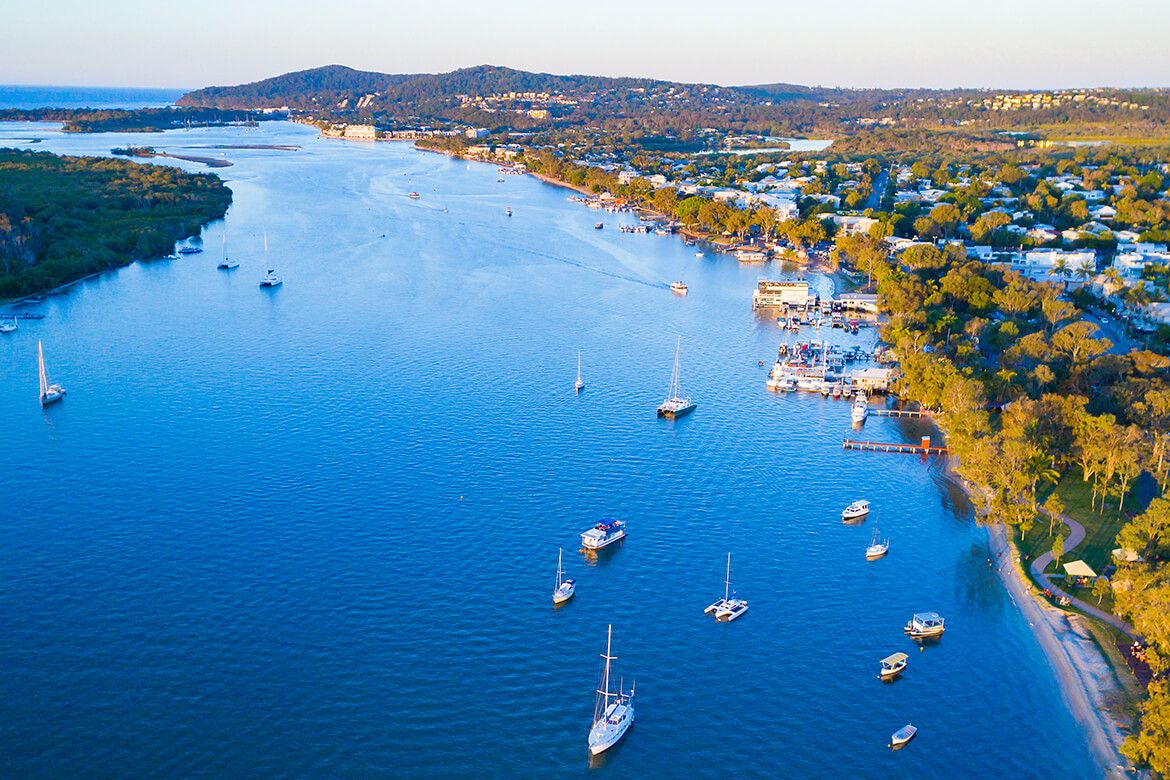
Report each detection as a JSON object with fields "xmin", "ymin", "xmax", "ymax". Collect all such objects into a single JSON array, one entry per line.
[
  {"xmin": 0, "ymin": 85, "xmax": 184, "ymax": 110},
  {"xmin": 0, "ymin": 120, "xmax": 1098, "ymax": 777}
]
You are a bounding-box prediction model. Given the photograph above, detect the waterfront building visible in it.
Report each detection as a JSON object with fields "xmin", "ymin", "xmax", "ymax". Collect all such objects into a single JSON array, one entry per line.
[{"xmin": 752, "ymin": 280, "xmax": 810, "ymax": 308}]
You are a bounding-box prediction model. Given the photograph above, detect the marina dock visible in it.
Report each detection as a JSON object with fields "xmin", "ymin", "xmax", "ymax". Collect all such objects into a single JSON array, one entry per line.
[
  {"xmin": 843, "ymin": 436, "xmax": 948, "ymax": 455},
  {"xmin": 870, "ymin": 408, "xmax": 931, "ymax": 418}
]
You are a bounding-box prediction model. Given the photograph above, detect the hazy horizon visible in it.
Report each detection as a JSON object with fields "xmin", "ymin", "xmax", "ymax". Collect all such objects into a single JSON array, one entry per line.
[{"xmin": 5, "ymin": 0, "xmax": 1170, "ymax": 91}]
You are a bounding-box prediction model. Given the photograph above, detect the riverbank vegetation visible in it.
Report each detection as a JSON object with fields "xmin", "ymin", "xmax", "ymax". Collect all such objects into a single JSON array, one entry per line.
[
  {"xmin": 851, "ymin": 218, "xmax": 1169, "ymax": 774},
  {"xmin": 0, "ymin": 149, "xmax": 231, "ymax": 298},
  {"xmin": 0, "ymin": 107, "xmax": 272, "ymax": 133}
]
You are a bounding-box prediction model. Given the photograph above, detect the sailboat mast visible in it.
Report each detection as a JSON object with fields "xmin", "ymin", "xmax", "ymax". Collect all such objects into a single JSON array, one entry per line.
[
  {"xmin": 556, "ymin": 547, "xmax": 563, "ymax": 588},
  {"xmin": 577, "ymin": 351, "xmax": 582, "ymax": 383},
  {"xmin": 37, "ymin": 341, "xmax": 47, "ymax": 399},
  {"xmin": 603, "ymin": 624, "xmax": 613, "ymax": 702},
  {"xmin": 669, "ymin": 336, "xmax": 681, "ymax": 398},
  {"xmin": 725, "ymin": 553, "xmax": 731, "ymax": 601}
]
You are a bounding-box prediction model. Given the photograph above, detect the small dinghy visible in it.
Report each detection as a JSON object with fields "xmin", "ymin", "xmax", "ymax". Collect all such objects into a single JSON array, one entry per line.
[
  {"xmin": 879, "ymin": 652, "xmax": 908, "ymax": 680},
  {"xmin": 890, "ymin": 724, "xmax": 917, "ymax": 748}
]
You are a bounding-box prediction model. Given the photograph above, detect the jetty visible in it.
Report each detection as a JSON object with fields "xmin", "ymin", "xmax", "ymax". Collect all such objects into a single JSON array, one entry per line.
[
  {"xmin": 843, "ymin": 435, "xmax": 948, "ymax": 455},
  {"xmin": 870, "ymin": 408, "xmax": 931, "ymax": 419}
]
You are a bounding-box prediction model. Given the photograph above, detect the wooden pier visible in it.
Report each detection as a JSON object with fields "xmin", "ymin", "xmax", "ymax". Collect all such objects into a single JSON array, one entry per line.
[
  {"xmin": 843, "ymin": 436, "xmax": 948, "ymax": 455},
  {"xmin": 870, "ymin": 408, "xmax": 931, "ymax": 418}
]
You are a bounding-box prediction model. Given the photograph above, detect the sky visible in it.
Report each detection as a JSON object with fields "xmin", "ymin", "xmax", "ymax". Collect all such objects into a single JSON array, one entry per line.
[{"xmin": 5, "ymin": 0, "xmax": 1170, "ymax": 90}]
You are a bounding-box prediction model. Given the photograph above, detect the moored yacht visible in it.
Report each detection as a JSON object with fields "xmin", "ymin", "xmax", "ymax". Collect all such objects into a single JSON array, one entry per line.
[
  {"xmin": 657, "ymin": 336, "xmax": 696, "ymax": 418},
  {"xmin": 259, "ymin": 269, "xmax": 282, "ymax": 287},
  {"xmin": 865, "ymin": 528, "xmax": 890, "ymax": 560},
  {"xmin": 553, "ymin": 547, "xmax": 576, "ymax": 605},
  {"xmin": 575, "ymin": 351, "xmax": 585, "ymax": 394},
  {"xmin": 0, "ymin": 316, "xmax": 16, "ymax": 334},
  {"xmin": 841, "ymin": 499, "xmax": 870, "ymax": 522},
  {"xmin": 581, "ymin": 520, "xmax": 626, "ymax": 551},
  {"xmin": 904, "ymin": 612, "xmax": 945, "ymax": 638},
  {"xmin": 37, "ymin": 340, "xmax": 66, "ymax": 407},
  {"xmin": 705, "ymin": 552, "xmax": 748, "ymax": 622},
  {"xmin": 851, "ymin": 392, "xmax": 869, "ymax": 423},
  {"xmin": 588, "ymin": 625, "xmax": 635, "ymax": 756}
]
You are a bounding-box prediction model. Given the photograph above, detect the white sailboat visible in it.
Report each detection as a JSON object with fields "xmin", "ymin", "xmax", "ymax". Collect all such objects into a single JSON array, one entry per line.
[
  {"xmin": 657, "ymin": 336, "xmax": 696, "ymax": 418},
  {"xmin": 705, "ymin": 552, "xmax": 748, "ymax": 621},
  {"xmin": 866, "ymin": 527, "xmax": 890, "ymax": 560},
  {"xmin": 37, "ymin": 340, "xmax": 65, "ymax": 406},
  {"xmin": 259, "ymin": 234, "xmax": 282, "ymax": 287},
  {"xmin": 588, "ymin": 624, "xmax": 635, "ymax": 756},
  {"xmin": 218, "ymin": 229, "xmax": 239, "ymax": 270},
  {"xmin": 575, "ymin": 351, "xmax": 585, "ymax": 394},
  {"xmin": 553, "ymin": 547, "xmax": 576, "ymax": 605}
]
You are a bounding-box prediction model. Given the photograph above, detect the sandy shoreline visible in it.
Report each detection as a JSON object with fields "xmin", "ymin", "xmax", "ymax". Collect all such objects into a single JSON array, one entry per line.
[{"xmin": 941, "ymin": 462, "xmax": 1138, "ymax": 777}]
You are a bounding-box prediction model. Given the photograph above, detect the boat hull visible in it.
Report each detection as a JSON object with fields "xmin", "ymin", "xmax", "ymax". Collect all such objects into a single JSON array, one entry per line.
[
  {"xmin": 715, "ymin": 603, "xmax": 748, "ymax": 622},
  {"xmin": 581, "ymin": 531, "xmax": 625, "ymax": 550},
  {"xmin": 40, "ymin": 389, "xmax": 65, "ymax": 406},
  {"xmin": 657, "ymin": 402, "xmax": 696, "ymax": 419},
  {"xmin": 588, "ymin": 712, "xmax": 633, "ymax": 755},
  {"xmin": 553, "ymin": 583, "xmax": 576, "ymax": 605}
]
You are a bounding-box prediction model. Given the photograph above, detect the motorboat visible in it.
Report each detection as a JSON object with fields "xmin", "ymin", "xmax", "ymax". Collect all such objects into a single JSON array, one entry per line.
[
  {"xmin": 581, "ymin": 520, "xmax": 626, "ymax": 551},
  {"xmin": 879, "ymin": 652, "xmax": 908, "ymax": 679},
  {"xmin": 904, "ymin": 612, "xmax": 945, "ymax": 638},
  {"xmin": 890, "ymin": 724, "xmax": 917, "ymax": 748},
  {"xmin": 595, "ymin": 222, "xmax": 604, "ymax": 230},
  {"xmin": 553, "ymin": 548, "xmax": 576, "ymax": 605},
  {"xmin": 408, "ymin": 191, "xmax": 421, "ymax": 199},
  {"xmin": 866, "ymin": 528, "xmax": 890, "ymax": 560},
  {"xmin": 841, "ymin": 500, "xmax": 870, "ymax": 522},
  {"xmin": 0, "ymin": 316, "xmax": 16, "ymax": 334},
  {"xmin": 506, "ymin": 208, "xmax": 512, "ymax": 217},
  {"xmin": 670, "ymin": 281, "xmax": 688, "ymax": 295},
  {"xmin": 657, "ymin": 337, "xmax": 696, "ymax": 418},
  {"xmin": 588, "ymin": 625, "xmax": 635, "ymax": 756},
  {"xmin": 851, "ymin": 392, "xmax": 869, "ymax": 423},
  {"xmin": 37, "ymin": 340, "xmax": 66, "ymax": 407},
  {"xmin": 177, "ymin": 246, "xmax": 203, "ymax": 255},
  {"xmin": 705, "ymin": 553, "xmax": 748, "ymax": 622}
]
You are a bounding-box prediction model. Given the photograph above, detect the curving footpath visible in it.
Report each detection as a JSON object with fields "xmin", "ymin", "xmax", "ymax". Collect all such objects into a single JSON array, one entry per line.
[{"xmin": 1031, "ymin": 512, "xmax": 1137, "ymax": 638}]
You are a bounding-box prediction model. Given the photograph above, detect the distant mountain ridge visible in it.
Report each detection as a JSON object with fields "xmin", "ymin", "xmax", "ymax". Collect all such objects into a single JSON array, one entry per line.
[{"xmin": 177, "ymin": 64, "xmax": 814, "ymax": 110}]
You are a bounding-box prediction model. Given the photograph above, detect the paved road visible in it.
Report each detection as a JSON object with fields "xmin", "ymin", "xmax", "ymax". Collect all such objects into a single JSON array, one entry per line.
[
  {"xmin": 863, "ymin": 169, "xmax": 889, "ymax": 211},
  {"xmin": 1030, "ymin": 511, "xmax": 1137, "ymax": 638},
  {"xmin": 1084, "ymin": 308, "xmax": 1137, "ymax": 355}
]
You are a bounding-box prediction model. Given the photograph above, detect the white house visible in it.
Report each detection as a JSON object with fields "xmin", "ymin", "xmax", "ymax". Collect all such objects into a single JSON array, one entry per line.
[
  {"xmin": 831, "ymin": 215, "xmax": 880, "ymax": 236},
  {"xmin": 755, "ymin": 193, "xmax": 800, "ymax": 220},
  {"xmin": 993, "ymin": 249, "xmax": 1097, "ymax": 283}
]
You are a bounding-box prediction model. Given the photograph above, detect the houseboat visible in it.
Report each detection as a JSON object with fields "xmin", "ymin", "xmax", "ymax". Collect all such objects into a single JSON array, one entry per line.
[{"xmin": 581, "ymin": 520, "xmax": 626, "ymax": 550}]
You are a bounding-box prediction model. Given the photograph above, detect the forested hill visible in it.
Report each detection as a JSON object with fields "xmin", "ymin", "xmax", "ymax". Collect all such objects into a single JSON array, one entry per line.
[
  {"xmin": 177, "ymin": 64, "xmax": 778, "ymax": 112},
  {"xmin": 177, "ymin": 64, "xmax": 1170, "ymax": 139}
]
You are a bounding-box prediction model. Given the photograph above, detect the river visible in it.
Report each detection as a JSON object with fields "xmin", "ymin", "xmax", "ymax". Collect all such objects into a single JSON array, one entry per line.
[{"xmin": 0, "ymin": 118, "xmax": 1098, "ymax": 777}]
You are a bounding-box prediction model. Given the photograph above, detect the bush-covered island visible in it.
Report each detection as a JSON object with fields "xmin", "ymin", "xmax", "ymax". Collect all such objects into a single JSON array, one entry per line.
[{"xmin": 0, "ymin": 148, "xmax": 232, "ymax": 298}]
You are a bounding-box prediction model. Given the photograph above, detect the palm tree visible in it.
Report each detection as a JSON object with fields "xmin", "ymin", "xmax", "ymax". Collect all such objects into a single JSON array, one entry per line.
[{"xmin": 1053, "ymin": 255, "xmax": 1070, "ymax": 288}]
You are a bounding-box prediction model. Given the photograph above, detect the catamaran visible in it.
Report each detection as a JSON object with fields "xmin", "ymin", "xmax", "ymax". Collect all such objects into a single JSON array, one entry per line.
[
  {"xmin": 37, "ymin": 340, "xmax": 66, "ymax": 407},
  {"xmin": 259, "ymin": 234, "xmax": 282, "ymax": 287},
  {"xmin": 581, "ymin": 520, "xmax": 626, "ymax": 551},
  {"xmin": 704, "ymin": 552, "xmax": 748, "ymax": 622},
  {"xmin": 588, "ymin": 624, "xmax": 635, "ymax": 756},
  {"xmin": 851, "ymin": 391, "xmax": 869, "ymax": 423},
  {"xmin": 553, "ymin": 547, "xmax": 576, "ymax": 605},
  {"xmin": 575, "ymin": 351, "xmax": 585, "ymax": 394},
  {"xmin": 657, "ymin": 336, "xmax": 696, "ymax": 418},
  {"xmin": 866, "ymin": 528, "xmax": 890, "ymax": 560},
  {"xmin": 0, "ymin": 316, "xmax": 16, "ymax": 334},
  {"xmin": 841, "ymin": 499, "xmax": 870, "ymax": 522},
  {"xmin": 218, "ymin": 230, "xmax": 239, "ymax": 270}
]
